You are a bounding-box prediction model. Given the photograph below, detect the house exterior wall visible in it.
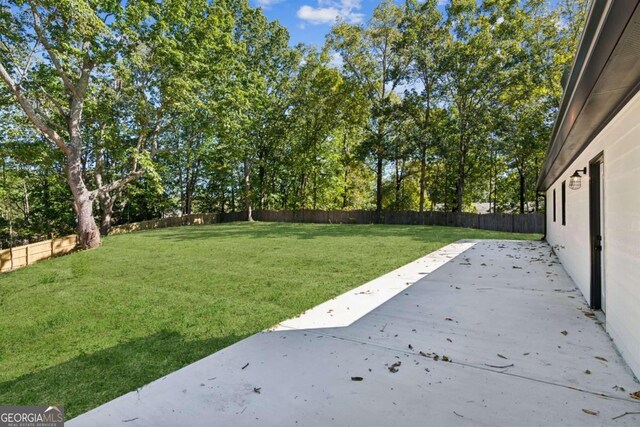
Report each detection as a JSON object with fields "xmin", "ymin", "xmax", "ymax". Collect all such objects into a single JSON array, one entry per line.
[{"xmin": 546, "ymin": 89, "xmax": 640, "ymax": 379}]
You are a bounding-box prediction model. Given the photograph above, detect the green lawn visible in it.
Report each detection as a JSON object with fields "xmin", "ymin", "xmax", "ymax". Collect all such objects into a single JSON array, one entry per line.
[{"xmin": 0, "ymin": 222, "xmax": 540, "ymax": 417}]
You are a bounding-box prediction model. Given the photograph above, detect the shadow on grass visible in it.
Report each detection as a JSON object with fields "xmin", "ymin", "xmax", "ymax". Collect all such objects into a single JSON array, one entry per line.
[
  {"xmin": 0, "ymin": 331, "xmax": 246, "ymax": 419},
  {"xmin": 133, "ymin": 222, "xmax": 526, "ymax": 243}
]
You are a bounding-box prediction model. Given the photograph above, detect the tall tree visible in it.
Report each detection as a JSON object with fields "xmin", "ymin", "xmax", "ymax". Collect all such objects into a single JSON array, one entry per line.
[
  {"xmin": 328, "ymin": 0, "xmax": 411, "ymax": 218},
  {"xmin": 440, "ymin": 0, "xmax": 504, "ymax": 212},
  {"xmin": 400, "ymin": 0, "xmax": 446, "ymax": 212}
]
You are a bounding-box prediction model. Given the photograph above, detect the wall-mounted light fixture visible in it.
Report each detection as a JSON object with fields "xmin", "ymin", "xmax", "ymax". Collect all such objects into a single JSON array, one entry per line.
[{"xmin": 569, "ymin": 167, "xmax": 587, "ymax": 190}]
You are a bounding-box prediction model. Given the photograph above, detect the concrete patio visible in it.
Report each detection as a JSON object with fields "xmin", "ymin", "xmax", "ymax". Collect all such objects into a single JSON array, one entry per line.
[{"xmin": 69, "ymin": 240, "xmax": 640, "ymax": 426}]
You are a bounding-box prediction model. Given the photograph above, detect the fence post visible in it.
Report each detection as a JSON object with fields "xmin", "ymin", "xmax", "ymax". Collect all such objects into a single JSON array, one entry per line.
[{"xmin": 25, "ymin": 245, "xmax": 29, "ymax": 266}]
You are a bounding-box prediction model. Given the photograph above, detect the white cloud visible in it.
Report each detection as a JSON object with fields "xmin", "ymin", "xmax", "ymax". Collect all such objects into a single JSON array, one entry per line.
[
  {"xmin": 296, "ymin": 0, "xmax": 364, "ymax": 25},
  {"xmin": 256, "ymin": 0, "xmax": 284, "ymax": 9},
  {"xmin": 328, "ymin": 51, "xmax": 344, "ymax": 69}
]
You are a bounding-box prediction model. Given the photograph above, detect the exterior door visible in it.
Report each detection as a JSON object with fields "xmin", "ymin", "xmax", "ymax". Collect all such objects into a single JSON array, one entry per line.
[{"xmin": 589, "ymin": 154, "xmax": 605, "ymax": 312}]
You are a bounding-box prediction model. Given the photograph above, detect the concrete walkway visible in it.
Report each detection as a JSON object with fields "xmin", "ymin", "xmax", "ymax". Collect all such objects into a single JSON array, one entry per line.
[{"xmin": 69, "ymin": 240, "xmax": 640, "ymax": 426}]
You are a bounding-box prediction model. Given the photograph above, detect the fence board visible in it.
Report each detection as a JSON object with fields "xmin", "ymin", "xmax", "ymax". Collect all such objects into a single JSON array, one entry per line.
[
  {"xmin": 3, "ymin": 209, "xmax": 541, "ymax": 274},
  {"xmin": 0, "ymin": 234, "xmax": 78, "ymax": 273},
  {"xmin": 235, "ymin": 210, "xmax": 543, "ymax": 234}
]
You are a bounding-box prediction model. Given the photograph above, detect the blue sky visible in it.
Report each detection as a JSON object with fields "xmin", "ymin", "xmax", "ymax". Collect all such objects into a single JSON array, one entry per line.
[
  {"xmin": 250, "ymin": 0, "xmax": 445, "ymax": 47},
  {"xmin": 251, "ymin": 0, "xmax": 562, "ymax": 47}
]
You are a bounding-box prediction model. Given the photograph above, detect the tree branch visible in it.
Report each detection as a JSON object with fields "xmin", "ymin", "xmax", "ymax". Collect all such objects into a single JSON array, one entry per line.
[
  {"xmin": 98, "ymin": 170, "xmax": 145, "ymax": 195},
  {"xmin": 0, "ymin": 61, "xmax": 69, "ymax": 155},
  {"xmin": 30, "ymin": 4, "xmax": 77, "ymax": 95}
]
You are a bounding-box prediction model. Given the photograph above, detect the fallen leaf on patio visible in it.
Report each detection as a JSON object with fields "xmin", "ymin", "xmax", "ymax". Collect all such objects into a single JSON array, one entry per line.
[
  {"xmin": 561, "ymin": 330, "xmax": 568, "ymax": 336},
  {"xmin": 497, "ymin": 354, "xmax": 508, "ymax": 359},
  {"xmin": 442, "ymin": 355, "xmax": 451, "ymax": 362},
  {"xmin": 433, "ymin": 355, "xmax": 440, "ymax": 361},
  {"xmin": 242, "ymin": 362, "xmax": 250, "ymax": 370},
  {"xmin": 388, "ymin": 361, "xmax": 401, "ymax": 373},
  {"xmin": 582, "ymin": 409, "xmax": 598, "ymax": 416},
  {"xmin": 595, "ymin": 356, "xmax": 608, "ymax": 362},
  {"xmin": 351, "ymin": 377, "xmax": 363, "ymax": 381},
  {"xmin": 584, "ymin": 369, "xmax": 591, "ymax": 374},
  {"xmin": 612, "ymin": 385, "xmax": 625, "ymax": 392},
  {"xmin": 630, "ymin": 391, "xmax": 640, "ymax": 400},
  {"xmin": 447, "ymin": 338, "xmax": 452, "ymax": 342},
  {"xmin": 445, "ymin": 317, "xmax": 453, "ymax": 321},
  {"xmin": 253, "ymin": 387, "xmax": 261, "ymax": 394},
  {"xmin": 408, "ymin": 344, "xmax": 413, "ymax": 350},
  {"xmin": 419, "ymin": 351, "xmax": 430, "ymax": 358},
  {"xmin": 512, "ymin": 266, "xmax": 522, "ymax": 269}
]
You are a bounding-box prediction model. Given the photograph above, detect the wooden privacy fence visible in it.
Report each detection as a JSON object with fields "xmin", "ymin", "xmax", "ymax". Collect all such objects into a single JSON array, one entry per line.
[
  {"xmin": 0, "ymin": 235, "xmax": 78, "ymax": 273},
  {"xmin": 220, "ymin": 210, "xmax": 544, "ymax": 234},
  {"xmin": 110, "ymin": 210, "xmax": 544, "ymax": 234},
  {"xmin": 109, "ymin": 213, "xmax": 217, "ymax": 235},
  {"xmin": 0, "ymin": 210, "xmax": 541, "ymax": 272}
]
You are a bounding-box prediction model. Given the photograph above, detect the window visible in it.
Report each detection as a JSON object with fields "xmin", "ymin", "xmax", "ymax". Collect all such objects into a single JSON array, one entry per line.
[
  {"xmin": 553, "ymin": 189, "xmax": 557, "ymax": 222},
  {"xmin": 561, "ymin": 181, "xmax": 566, "ymax": 226}
]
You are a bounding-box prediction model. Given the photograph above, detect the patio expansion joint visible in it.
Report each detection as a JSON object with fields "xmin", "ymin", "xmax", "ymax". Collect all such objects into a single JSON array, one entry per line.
[{"xmin": 295, "ymin": 327, "xmax": 640, "ymax": 406}]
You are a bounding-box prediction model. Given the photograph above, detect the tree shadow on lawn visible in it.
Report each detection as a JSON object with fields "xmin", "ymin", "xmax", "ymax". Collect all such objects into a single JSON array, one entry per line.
[
  {"xmin": 134, "ymin": 222, "xmax": 506, "ymax": 243},
  {"xmin": 0, "ymin": 330, "xmax": 246, "ymax": 419}
]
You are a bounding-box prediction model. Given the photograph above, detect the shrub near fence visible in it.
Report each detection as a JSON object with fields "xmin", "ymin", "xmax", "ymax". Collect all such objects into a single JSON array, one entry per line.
[{"xmin": 0, "ymin": 235, "xmax": 78, "ymax": 272}]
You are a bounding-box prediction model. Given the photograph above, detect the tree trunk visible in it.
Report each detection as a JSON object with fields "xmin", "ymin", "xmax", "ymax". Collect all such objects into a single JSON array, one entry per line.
[
  {"xmin": 419, "ymin": 147, "xmax": 426, "ymax": 213},
  {"xmin": 23, "ymin": 181, "xmax": 30, "ymax": 224},
  {"xmin": 376, "ymin": 153, "xmax": 383, "ymax": 221},
  {"xmin": 493, "ymin": 159, "xmax": 498, "ymax": 213},
  {"xmin": 67, "ymin": 151, "xmax": 100, "ymax": 248},
  {"xmin": 184, "ymin": 178, "xmax": 191, "ymax": 215},
  {"xmin": 342, "ymin": 166, "xmax": 349, "ymax": 209},
  {"xmin": 394, "ymin": 158, "xmax": 401, "ymax": 209},
  {"xmin": 99, "ymin": 191, "xmax": 118, "ymax": 236},
  {"xmin": 243, "ymin": 157, "xmax": 253, "ymax": 221},
  {"xmin": 258, "ymin": 163, "xmax": 266, "ymax": 210},
  {"xmin": 455, "ymin": 157, "xmax": 465, "ymax": 213},
  {"xmin": 519, "ymin": 169, "xmax": 526, "ymax": 214},
  {"xmin": 42, "ymin": 171, "xmax": 51, "ymax": 233},
  {"xmin": 299, "ymin": 172, "xmax": 307, "ymax": 209},
  {"xmin": 312, "ymin": 169, "xmax": 318, "ymax": 210},
  {"xmin": 230, "ymin": 186, "xmax": 235, "ymax": 212},
  {"xmin": 342, "ymin": 131, "xmax": 350, "ymax": 210}
]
